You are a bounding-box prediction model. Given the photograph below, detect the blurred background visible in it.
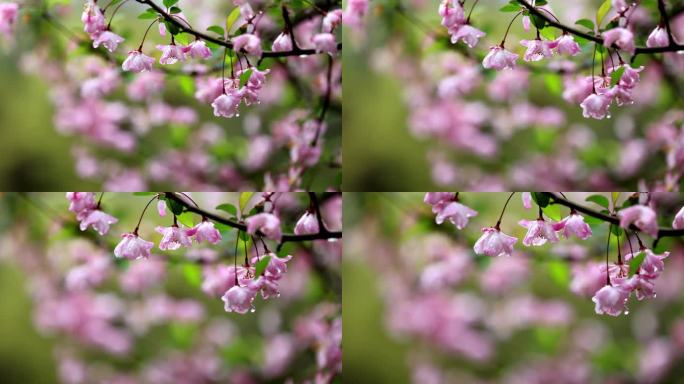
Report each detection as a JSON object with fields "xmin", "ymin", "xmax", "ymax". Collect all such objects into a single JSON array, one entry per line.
[
  {"xmin": 344, "ymin": 192, "xmax": 684, "ymax": 383},
  {"xmin": 343, "ymin": 0, "xmax": 684, "ymax": 191}
]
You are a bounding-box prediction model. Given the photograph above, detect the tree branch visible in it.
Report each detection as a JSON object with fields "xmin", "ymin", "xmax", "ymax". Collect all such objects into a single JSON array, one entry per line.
[
  {"xmin": 515, "ymin": 0, "xmax": 684, "ymax": 55},
  {"xmin": 543, "ymin": 192, "xmax": 684, "ymax": 238},
  {"xmin": 138, "ymin": 0, "xmax": 341, "ymax": 59},
  {"xmin": 164, "ymin": 192, "xmax": 342, "ymax": 246}
]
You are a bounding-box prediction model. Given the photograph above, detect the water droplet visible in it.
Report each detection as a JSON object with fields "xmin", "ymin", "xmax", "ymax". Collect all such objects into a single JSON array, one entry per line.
[
  {"xmin": 607, "ymin": 114, "xmax": 612, "ymax": 119},
  {"xmin": 624, "ymin": 311, "xmax": 629, "ymax": 315},
  {"xmin": 236, "ymin": 113, "xmax": 240, "ymax": 117},
  {"xmin": 299, "ymin": 54, "xmax": 309, "ymax": 58},
  {"xmin": 276, "ymin": 293, "xmax": 281, "ymax": 298},
  {"xmin": 654, "ymin": 294, "xmax": 657, "ymax": 298},
  {"xmin": 250, "ymin": 307, "xmax": 256, "ymax": 313}
]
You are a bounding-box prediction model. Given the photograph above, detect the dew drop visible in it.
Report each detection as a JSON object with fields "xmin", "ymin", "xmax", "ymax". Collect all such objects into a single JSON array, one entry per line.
[
  {"xmin": 236, "ymin": 113, "xmax": 240, "ymax": 117},
  {"xmin": 606, "ymin": 114, "xmax": 612, "ymax": 119},
  {"xmin": 250, "ymin": 308, "xmax": 256, "ymax": 313},
  {"xmin": 624, "ymin": 311, "xmax": 629, "ymax": 315},
  {"xmin": 654, "ymin": 294, "xmax": 657, "ymax": 298},
  {"xmin": 276, "ymin": 293, "xmax": 281, "ymax": 298}
]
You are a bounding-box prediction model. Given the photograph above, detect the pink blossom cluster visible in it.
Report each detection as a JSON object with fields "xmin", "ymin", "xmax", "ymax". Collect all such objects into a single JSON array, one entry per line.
[
  {"xmin": 66, "ymin": 192, "xmax": 118, "ymax": 235},
  {"xmin": 438, "ymin": 0, "xmax": 485, "ymax": 48}
]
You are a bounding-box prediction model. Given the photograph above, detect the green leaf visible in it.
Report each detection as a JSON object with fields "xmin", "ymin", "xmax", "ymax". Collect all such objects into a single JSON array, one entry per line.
[
  {"xmin": 177, "ymin": 211, "xmax": 195, "ymax": 228},
  {"xmin": 133, "ymin": 192, "xmax": 157, "ymax": 196},
  {"xmin": 499, "ymin": 4, "xmax": 519, "ymax": 12},
  {"xmin": 206, "ymin": 25, "xmax": 225, "ymax": 36},
  {"xmin": 168, "ymin": 198, "xmax": 185, "ymax": 216},
  {"xmin": 181, "ymin": 263, "xmax": 201, "ymax": 286},
  {"xmin": 239, "ymin": 192, "xmax": 254, "ymax": 214},
  {"xmin": 165, "ymin": 20, "xmax": 180, "ymax": 35},
  {"xmin": 216, "ymin": 203, "xmax": 237, "ymax": 216},
  {"xmin": 163, "ymin": 0, "xmax": 179, "ymax": 8},
  {"xmin": 596, "ymin": 0, "xmax": 612, "ymax": 27},
  {"xmin": 169, "ymin": 6, "xmax": 181, "ymax": 14},
  {"xmin": 532, "ymin": 192, "xmax": 550, "ymax": 208},
  {"xmin": 239, "ymin": 68, "xmax": 252, "ymax": 87},
  {"xmin": 531, "ymin": 14, "xmax": 546, "ymax": 29},
  {"xmin": 542, "ymin": 204, "xmax": 562, "ymax": 221},
  {"xmin": 610, "ymin": 66, "xmax": 625, "ymax": 86},
  {"xmin": 611, "ymin": 192, "xmax": 621, "ymax": 206},
  {"xmin": 628, "ymin": 251, "xmax": 646, "ymax": 277},
  {"xmin": 254, "ymin": 256, "xmax": 271, "ymax": 277},
  {"xmin": 575, "ymin": 18, "xmax": 595, "ymax": 30},
  {"xmin": 138, "ymin": 9, "xmax": 158, "ymax": 19},
  {"xmin": 539, "ymin": 27, "xmax": 556, "ymax": 41},
  {"xmin": 585, "ymin": 194, "xmax": 609, "ymax": 209},
  {"xmin": 611, "ymin": 225, "xmax": 623, "ymax": 236},
  {"xmin": 214, "ymin": 222, "xmax": 233, "ymax": 233},
  {"xmin": 535, "ymin": 0, "xmax": 548, "ymax": 5},
  {"xmin": 225, "ymin": 7, "xmax": 241, "ymax": 34},
  {"xmin": 547, "ymin": 260, "xmax": 570, "ymax": 287}
]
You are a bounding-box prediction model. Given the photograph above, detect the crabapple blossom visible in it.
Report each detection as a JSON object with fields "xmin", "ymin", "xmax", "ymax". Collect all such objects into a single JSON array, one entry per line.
[
  {"xmin": 312, "ymin": 33, "xmax": 338, "ymax": 54},
  {"xmin": 473, "ymin": 227, "xmax": 518, "ymax": 257},
  {"xmin": 66, "ymin": 192, "xmax": 96, "ymax": 215},
  {"xmin": 245, "ymin": 213, "xmax": 282, "ymax": 242},
  {"xmin": 449, "ymin": 25, "xmax": 486, "ymax": 48},
  {"xmin": 233, "ymin": 33, "xmax": 262, "ymax": 57},
  {"xmin": 617, "ymin": 205, "xmax": 659, "ymax": 237},
  {"xmin": 92, "ymin": 31, "xmax": 124, "ymax": 52},
  {"xmin": 114, "ymin": 232, "xmax": 154, "ymax": 260},
  {"xmin": 647, "ymin": 26, "xmax": 670, "ymax": 48},
  {"xmin": 673, "ymin": 206, "xmax": 684, "ymax": 229},
  {"xmin": 518, "ymin": 219, "xmax": 559, "ymax": 246},
  {"xmin": 322, "ymin": 9, "xmax": 342, "ymax": 33},
  {"xmin": 0, "ymin": 2, "xmax": 18, "ymax": 38},
  {"xmin": 592, "ymin": 284, "xmax": 630, "ymax": 316},
  {"xmin": 156, "ymin": 44, "xmax": 187, "ymax": 65},
  {"xmin": 81, "ymin": 0, "xmax": 105, "ymax": 36},
  {"xmin": 554, "ymin": 214, "xmax": 592, "ymax": 240},
  {"xmin": 521, "ymin": 192, "xmax": 532, "ymax": 209},
  {"xmin": 482, "ymin": 46, "xmax": 518, "ymax": 70},
  {"xmin": 438, "ymin": 0, "xmax": 465, "ymax": 30},
  {"xmin": 520, "ymin": 39, "xmax": 557, "ymax": 62},
  {"xmin": 185, "ymin": 40, "xmax": 212, "ymax": 59},
  {"xmin": 187, "ymin": 220, "xmax": 222, "ymax": 245},
  {"xmin": 433, "ymin": 201, "xmax": 478, "ymax": 230},
  {"xmin": 157, "ymin": 200, "xmax": 167, "ymax": 216},
  {"xmin": 602, "ymin": 27, "xmax": 635, "ymax": 54},
  {"xmin": 294, "ymin": 212, "xmax": 319, "ymax": 235},
  {"xmin": 79, "ymin": 209, "xmax": 118, "ymax": 235},
  {"xmin": 554, "ymin": 34, "xmax": 581, "ymax": 56},
  {"xmin": 272, "ymin": 32, "xmax": 293, "ymax": 52},
  {"xmin": 122, "ymin": 51, "xmax": 155, "ymax": 72},
  {"xmin": 221, "ymin": 285, "xmax": 258, "ymax": 314},
  {"xmin": 155, "ymin": 225, "xmax": 192, "ymax": 250},
  {"xmin": 629, "ymin": 249, "xmax": 670, "ymax": 279},
  {"xmin": 580, "ymin": 89, "xmax": 615, "ymax": 120},
  {"xmin": 211, "ymin": 88, "xmax": 243, "ymax": 118}
]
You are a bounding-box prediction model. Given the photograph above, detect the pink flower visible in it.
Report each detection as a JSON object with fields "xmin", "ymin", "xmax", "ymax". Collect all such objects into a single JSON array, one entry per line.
[
  {"xmin": 673, "ymin": 206, "xmax": 684, "ymax": 229},
  {"xmin": 424, "ymin": 192, "xmax": 455, "ymax": 205},
  {"xmin": 155, "ymin": 225, "xmax": 192, "ymax": 250},
  {"xmin": 343, "ymin": 0, "xmax": 368, "ymax": 27},
  {"xmin": 473, "ymin": 227, "xmax": 518, "ymax": 257},
  {"xmin": 264, "ymin": 254, "xmax": 292, "ymax": 280},
  {"xmin": 554, "ymin": 214, "xmax": 592, "ymax": 240},
  {"xmin": 518, "ymin": 219, "xmax": 559, "ymax": 246},
  {"xmin": 570, "ymin": 262, "xmax": 605, "ymax": 297},
  {"xmin": 158, "ymin": 22, "xmax": 166, "ymax": 36},
  {"xmin": 81, "ymin": 1, "xmax": 105, "ymax": 35},
  {"xmin": 79, "ymin": 209, "xmax": 118, "ymax": 235},
  {"xmin": 602, "ymin": 27, "xmax": 635, "ymax": 54},
  {"xmin": 434, "ymin": 201, "xmax": 478, "ymax": 230},
  {"xmin": 632, "ymin": 275, "xmax": 656, "ymax": 301},
  {"xmin": 616, "ymin": 64, "xmax": 644, "ymax": 90},
  {"xmin": 221, "ymin": 285, "xmax": 257, "ymax": 314},
  {"xmin": 312, "ymin": 33, "xmax": 338, "ymax": 54},
  {"xmin": 562, "ymin": 76, "xmax": 595, "ymax": 104},
  {"xmin": 482, "ymin": 46, "xmax": 518, "ymax": 70},
  {"xmin": 272, "ymin": 32, "xmax": 293, "ymax": 52},
  {"xmin": 186, "ymin": 40, "xmax": 212, "ymax": 59},
  {"xmin": 647, "ymin": 26, "xmax": 670, "ymax": 48},
  {"xmin": 245, "ymin": 213, "xmax": 282, "ymax": 242},
  {"xmin": 211, "ymin": 88, "xmax": 243, "ymax": 118},
  {"xmin": 156, "ymin": 44, "xmax": 187, "ymax": 64},
  {"xmin": 0, "ymin": 2, "xmax": 19, "ymax": 37},
  {"xmin": 617, "ymin": 205, "xmax": 659, "ymax": 237},
  {"xmin": 521, "ymin": 192, "xmax": 532, "ymax": 209},
  {"xmin": 114, "ymin": 233, "xmax": 154, "ymax": 260},
  {"xmin": 449, "ymin": 24, "xmax": 485, "ymax": 48},
  {"xmin": 520, "ymin": 39, "xmax": 557, "ymax": 61},
  {"xmin": 629, "ymin": 249, "xmax": 670, "ymax": 279},
  {"xmin": 294, "ymin": 212, "xmax": 319, "ymax": 235},
  {"xmin": 233, "ymin": 33, "xmax": 262, "ymax": 57},
  {"xmin": 187, "ymin": 220, "xmax": 222, "ymax": 244},
  {"xmin": 122, "ymin": 51, "xmax": 155, "ymax": 72},
  {"xmin": 157, "ymin": 200, "xmax": 167, "ymax": 216},
  {"xmin": 66, "ymin": 192, "xmax": 97, "ymax": 215},
  {"xmin": 92, "ymin": 31, "xmax": 124, "ymax": 52},
  {"xmin": 438, "ymin": 0, "xmax": 465, "ymax": 29},
  {"xmin": 592, "ymin": 284, "xmax": 630, "ymax": 316},
  {"xmin": 322, "ymin": 9, "xmax": 342, "ymax": 33},
  {"xmin": 555, "ymin": 34, "xmax": 581, "ymax": 56},
  {"xmin": 580, "ymin": 89, "xmax": 614, "ymax": 119}
]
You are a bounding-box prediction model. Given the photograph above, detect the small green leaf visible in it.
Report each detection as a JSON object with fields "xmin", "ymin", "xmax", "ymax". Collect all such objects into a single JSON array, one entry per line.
[
  {"xmin": 169, "ymin": 6, "xmax": 181, "ymax": 14},
  {"xmin": 206, "ymin": 25, "xmax": 225, "ymax": 36},
  {"xmin": 239, "ymin": 192, "xmax": 254, "ymax": 214},
  {"xmin": 628, "ymin": 252, "xmax": 646, "ymax": 277},
  {"xmin": 575, "ymin": 18, "xmax": 595, "ymax": 30},
  {"xmin": 611, "ymin": 192, "xmax": 621, "ymax": 206},
  {"xmin": 163, "ymin": 0, "xmax": 179, "ymax": 8},
  {"xmin": 239, "ymin": 68, "xmax": 252, "ymax": 87},
  {"xmin": 165, "ymin": 20, "xmax": 180, "ymax": 35},
  {"xmin": 542, "ymin": 204, "xmax": 562, "ymax": 221},
  {"xmin": 535, "ymin": 0, "xmax": 548, "ymax": 5},
  {"xmin": 181, "ymin": 263, "xmax": 202, "ymax": 286},
  {"xmin": 539, "ymin": 27, "xmax": 556, "ymax": 41},
  {"xmin": 138, "ymin": 9, "xmax": 158, "ymax": 19},
  {"xmin": 596, "ymin": 0, "xmax": 612, "ymax": 27},
  {"xmin": 532, "ymin": 192, "xmax": 551, "ymax": 208},
  {"xmin": 177, "ymin": 211, "xmax": 195, "ymax": 228},
  {"xmin": 133, "ymin": 192, "xmax": 157, "ymax": 196},
  {"xmin": 216, "ymin": 203, "xmax": 237, "ymax": 216},
  {"xmin": 214, "ymin": 222, "xmax": 232, "ymax": 233},
  {"xmin": 611, "ymin": 225, "xmax": 623, "ymax": 236},
  {"xmin": 499, "ymin": 4, "xmax": 519, "ymax": 12},
  {"xmin": 168, "ymin": 198, "xmax": 185, "ymax": 216},
  {"xmin": 531, "ymin": 14, "xmax": 546, "ymax": 29},
  {"xmin": 254, "ymin": 256, "xmax": 271, "ymax": 277},
  {"xmin": 586, "ymin": 194, "xmax": 610, "ymax": 209},
  {"xmin": 610, "ymin": 66, "xmax": 625, "ymax": 86},
  {"xmin": 225, "ymin": 7, "xmax": 241, "ymax": 34}
]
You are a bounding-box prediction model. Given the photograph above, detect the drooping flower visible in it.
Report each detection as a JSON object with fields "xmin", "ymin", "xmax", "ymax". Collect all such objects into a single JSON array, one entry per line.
[
  {"xmin": 79, "ymin": 209, "xmax": 118, "ymax": 235},
  {"xmin": 155, "ymin": 225, "xmax": 192, "ymax": 250},
  {"xmin": 157, "ymin": 200, "xmax": 167, "ymax": 217},
  {"xmin": 245, "ymin": 213, "xmax": 282, "ymax": 242},
  {"xmin": 482, "ymin": 46, "xmax": 518, "ymax": 70},
  {"xmin": 518, "ymin": 219, "xmax": 559, "ymax": 246},
  {"xmin": 646, "ymin": 26, "xmax": 670, "ymax": 48},
  {"xmin": 312, "ymin": 33, "xmax": 338, "ymax": 54},
  {"xmin": 602, "ymin": 27, "xmax": 635, "ymax": 54},
  {"xmin": 617, "ymin": 64, "xmax": 644, "ymax": 89},
  {"xmin": 521, "ymin": 192, "xmax": 532, "ymax": 209},
  {"xmin": 66, "ymin": 192, "xmax": 97, "ymax": 215},
  {"xmin": 81, "ymin": 1, "xmax": 105, "ymax": 35},
  {"xmin": 222, "ymin": 285, "xmax": 257, "ymax": 314},
  {"xmin": 554, "ymin": 34, "xmax": 581, "ymax": 56},
  {"xmin": 264, "ymin": 254, "xmax": 292, "ymax": 280},
  {"xmin": 520, "ymin": 39, "xmax": 557, "ymax": 61},
  {"xmin": 272, "ymin": 32, "xmax": 293, "ymax": 52},
  {"xmin": 187, "ymin": 220, "xmax": 222, "ymax": 244},
  {"xmin": 294, "ymin": 212, "xmax": 319, "ymax": 235},
  {"xmin": 473, "ymin": 227, "xmax": 518, "ymax": 257},
  {"xmin": 156, "ymin": 44, "xmax": 187, "ymax": 65},
  {"xmin": 628, "ymin": 249, "xmax": 670, "ymax": 279},
  {"xmin": 434, "ymin": 201, "xmax": 478, "ymax": 230},
  {"xmin": 122, "ymin": 51, "xmax": 155, "ymax": 72},
  {"xmin": 554, "ymin": 213, "xmax": 592, "ymax": 240},
  {"xmin": 211, "ymin": 88, "xmax": 243, "ymax": 118},
  {"xmin": 322, "ymin": 9, "xmax": 342, "ymax": 33},
  {"xmin": 673, "ymin": 206, "xmax": 684, "ymax": 229},
  {"xmin": 185, "ymin": 39, "xmax": 212, "ymax": 59},
  {"xmin": 92, "ymin": 31, "xmax": 125, "ymax": 52},
  {"xmin": 423, "ymin": 192, "xmax": 455, "ymax": 205},
  {"xmin": 114, "ymin": 233, "xmax": 154, "ymax": 260},
  {"xmin": 617, "ymin": 205, "xmax": 659, "ymax": 237},
  {"xmin": 233, "ymin": 33, "xmax": 263, "ymax": 57},
  {"xmin": 449, "ymin": 24, "xmax": 485, "ymax": 48},
  {"xmin": 438, "ymin": 0, "xmax": 465, "ymax": 30},
  {"xmin": 592, "ymin": 284, "xmax": 630, "ymax": 316},
  {"xmin": 580, "ymin": 88, "xmax": 615, "ymax": 120}
]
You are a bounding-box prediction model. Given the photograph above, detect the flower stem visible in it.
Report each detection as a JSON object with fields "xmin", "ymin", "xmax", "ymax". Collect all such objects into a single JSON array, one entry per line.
[{"xmin": 495, "ymin": 192, "xmax": 516, "ymax": 229}]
